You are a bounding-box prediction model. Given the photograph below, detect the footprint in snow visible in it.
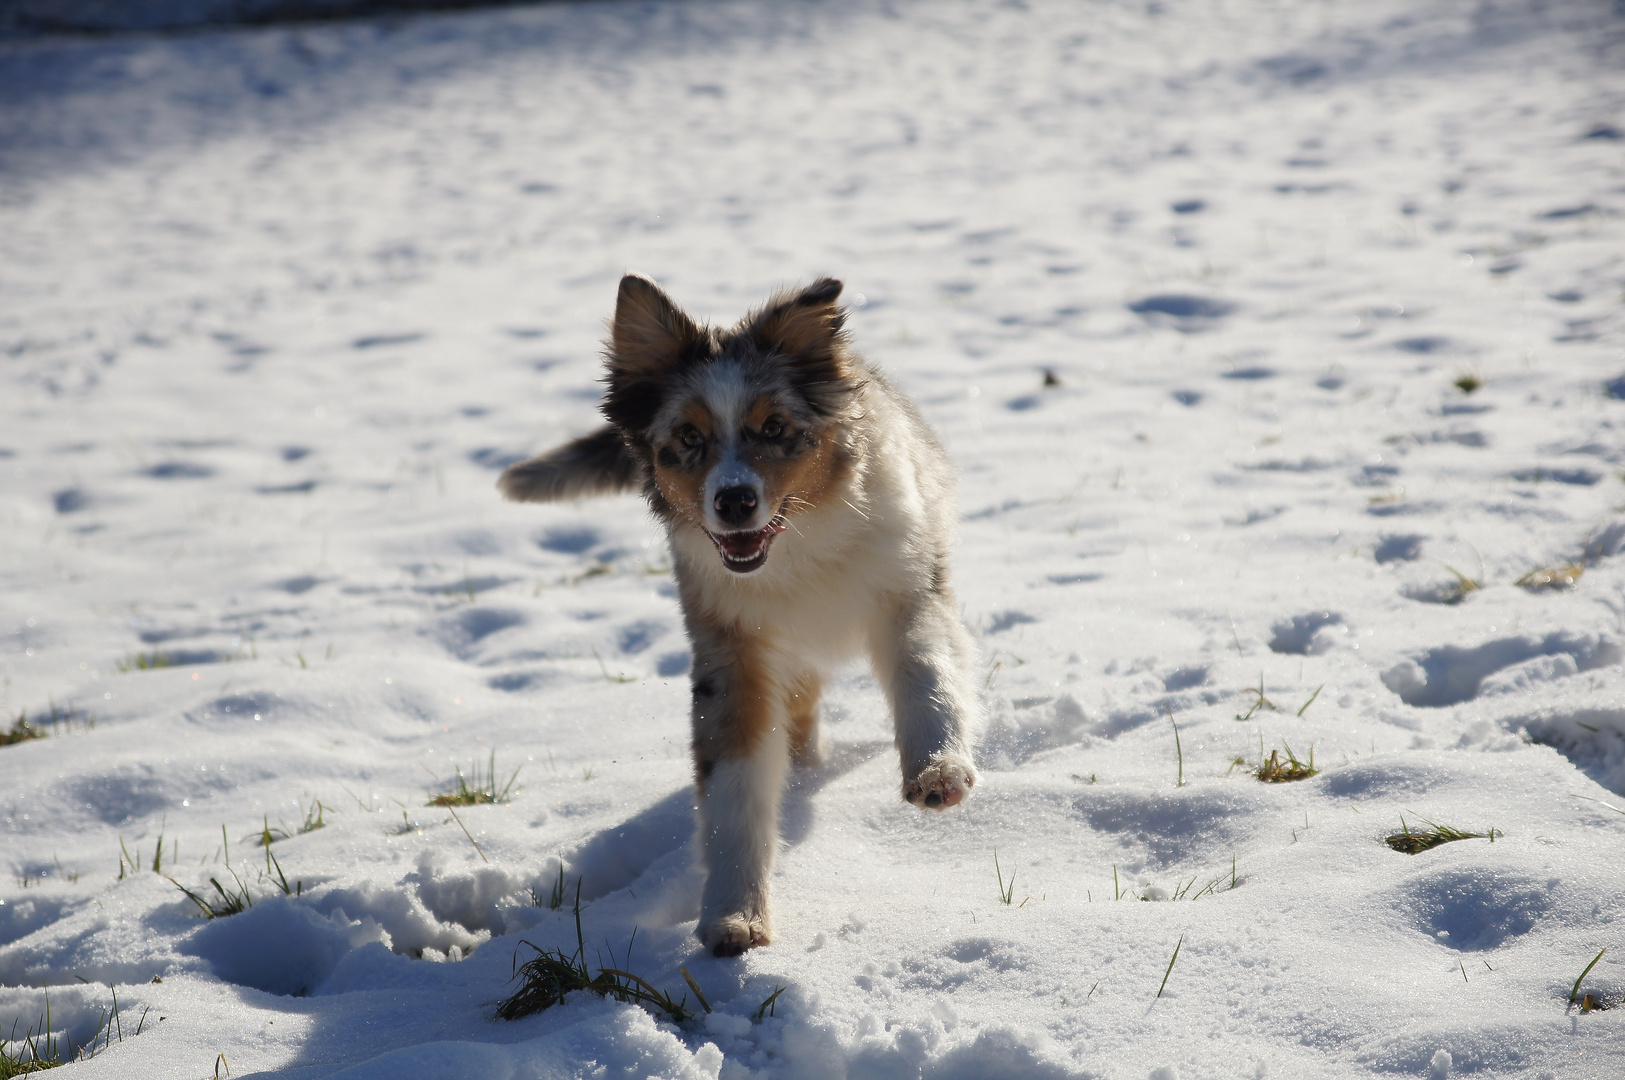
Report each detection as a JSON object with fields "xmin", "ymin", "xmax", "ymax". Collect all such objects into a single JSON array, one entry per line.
[
  {"xmin": 1268, "ymin": 612, "xmax": 1346, "ymax": 655},
  {"xmin": 1381, "ymin": 633, "xmax": 1622, "ymax": 708}
]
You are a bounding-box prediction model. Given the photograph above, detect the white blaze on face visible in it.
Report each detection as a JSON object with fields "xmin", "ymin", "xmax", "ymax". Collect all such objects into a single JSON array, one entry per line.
[{"xmin": 696, "ymin": 362, "xmax": 766, "ymax": 534}]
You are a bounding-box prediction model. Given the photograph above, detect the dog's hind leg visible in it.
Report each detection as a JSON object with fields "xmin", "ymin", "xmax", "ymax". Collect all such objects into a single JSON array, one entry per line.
[
  {"xmin": 871, "ymin": 590, "xmax": 980, "ymax": 810},
  {"xmin": 689, "ymin": 630, "xmax": 789, "ymax": 956},
  {"xmin": 786, "ymin": 671, "xmax": 827, "ymax": 769}
]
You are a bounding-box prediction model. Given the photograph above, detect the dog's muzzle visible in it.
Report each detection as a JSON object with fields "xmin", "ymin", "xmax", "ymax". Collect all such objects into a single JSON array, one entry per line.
[{"xmin": 707, "ymin": 487, "xmax": 785, "ymax": 573}]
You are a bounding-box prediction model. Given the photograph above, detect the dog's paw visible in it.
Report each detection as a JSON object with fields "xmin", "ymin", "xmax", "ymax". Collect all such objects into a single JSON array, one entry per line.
[
  {"xmin": 904, "ymin": 756, "xmax": 977, "ymax": 811},
  {"xmin": 697, "ymin": 912, "xmax": 772, "ymax": 957}
]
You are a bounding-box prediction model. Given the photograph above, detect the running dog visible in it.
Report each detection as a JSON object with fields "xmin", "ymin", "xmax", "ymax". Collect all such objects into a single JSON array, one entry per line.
[{"xmin": 499, "ymin": 274, "xmax": 979, "ymax": 956}]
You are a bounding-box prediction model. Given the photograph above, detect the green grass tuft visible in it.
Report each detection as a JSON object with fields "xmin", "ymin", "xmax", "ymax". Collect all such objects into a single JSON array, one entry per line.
[
  {"xmin": 0, "ymin": 983, "xmax": 143, "ymax": 1075},
  {"xmin": 115, "ymin": 651, "xmax": 170, "ymax": 672},
  {"xmin": 1383, "ymin": 814, "xmax": 1497, "ymax": 854},
  {"xmin": 0, "ymin": 715, "xmax": 45, "ymax": 748},
  {"xmin": 426, "ymin": 752, "xmax": 520, "ymax": 807},
  {"xmin": 3, "ymin": 701, "xmax": 94, "ymax": 747},
  {"xmin": 167, "ymin": 825, "xmax": 300, "ymax": 918},
  {"xmin": 1, "ymin": 992, "xmax": 61, "ymax": 1077},
  {"xmin": 1255, "ymin": 743, "xmax": 1318, "ymax": 783},
  {"xmin": 253, "ymin": 798, "xmax": 332, "ymax": 846},
  {"xmin": 496, "ymin": 883, "xmax": 693, "ymax": 1023}
]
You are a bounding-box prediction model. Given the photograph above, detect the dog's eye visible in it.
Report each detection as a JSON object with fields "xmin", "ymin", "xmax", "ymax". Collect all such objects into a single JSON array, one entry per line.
[
  {"xmin": 760, "ymin": 418, "xmax": 784, "ymax": 440},
  {"xmin": 680, "ymin": 427, "xmax": 705, "ymax": 449}
]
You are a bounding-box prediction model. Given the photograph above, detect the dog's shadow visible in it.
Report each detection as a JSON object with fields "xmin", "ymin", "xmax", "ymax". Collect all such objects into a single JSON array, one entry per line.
[
  {"xmin": 781, "ymin": 738, "xmax": 892, "ymax": 846},
  {"xmin": 565, "ymin": 738, "xmax": 892, "ymax": 902}
]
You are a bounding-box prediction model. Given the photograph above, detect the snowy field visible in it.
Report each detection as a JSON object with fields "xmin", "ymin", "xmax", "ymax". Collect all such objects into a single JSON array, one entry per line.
[{"xmin": 3, "ymin": 1, "xmax": 1625, "ymax": 1076}]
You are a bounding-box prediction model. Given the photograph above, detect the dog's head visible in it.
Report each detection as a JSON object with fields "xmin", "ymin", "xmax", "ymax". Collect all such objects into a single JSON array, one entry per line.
[{"xmin": 600, "ymin": 274, "xmax": 863, "ymax": 574}]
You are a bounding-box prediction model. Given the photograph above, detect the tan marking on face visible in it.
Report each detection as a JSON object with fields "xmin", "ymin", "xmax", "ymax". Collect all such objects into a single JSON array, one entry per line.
[
  {"xmin": 753, "ymin": 421, "xmax": 847, "ymax": 520},
  {"xmin": 649, "ymin": 401, "xmax": 715, "ymax": 528},
  {"xmin": 655, "ymin": 464, "xmax": 706, "ymax": 528},
  {"xmin": 745, "ymin": 397, "xmax": 777, "ymax": 432},
  {"xmin": 682, "ymin": 401, "xmax": 714, "ymax": 436}
]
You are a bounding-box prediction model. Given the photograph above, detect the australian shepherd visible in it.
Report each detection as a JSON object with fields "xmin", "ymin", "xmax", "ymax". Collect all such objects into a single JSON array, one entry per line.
[{"xmin": 499, "ymin": 275, "xmax": 979, "ymax": 956}]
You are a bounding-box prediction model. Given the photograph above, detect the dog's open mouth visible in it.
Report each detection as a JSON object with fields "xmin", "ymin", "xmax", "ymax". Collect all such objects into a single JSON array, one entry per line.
[{"xmin": 708, "ymin": 517, "xmax": 787, "ymax": 574}]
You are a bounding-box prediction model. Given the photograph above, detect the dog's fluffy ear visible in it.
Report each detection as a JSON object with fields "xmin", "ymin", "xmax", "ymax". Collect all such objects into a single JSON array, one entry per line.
[
  {"xmin": 745, "ymin": 278, "xmax": 861, "ymax": 417},
  {"xmin": 603, "ymin": 273, "xmax": 706, "ymax": 433}
]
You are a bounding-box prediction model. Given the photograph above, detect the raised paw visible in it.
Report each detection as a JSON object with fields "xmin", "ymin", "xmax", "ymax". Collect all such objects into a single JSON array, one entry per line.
[
  {"xmin": 903, "ymin": 755, "xmax": 977, "ymax": 811},
  {"xmin": 697, "ymin": 912, "xmax": 772, "ymax": 957}
]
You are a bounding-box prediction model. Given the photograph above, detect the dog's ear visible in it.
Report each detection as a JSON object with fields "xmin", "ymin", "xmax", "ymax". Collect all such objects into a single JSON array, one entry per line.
[
  {"xmin": 749, "ymin": 277, "xmax": 845, "ymax": 361},
  {"xmin": 603, "ymin": 273, "xmax": 705, "ymax": 433},
  {"xmin": 746, "ymin": 278, "xmax": 860, "ymax": 416},
  {"xmin": 609, "ymin": 273, "xmax": 703, "ymax": 376}
]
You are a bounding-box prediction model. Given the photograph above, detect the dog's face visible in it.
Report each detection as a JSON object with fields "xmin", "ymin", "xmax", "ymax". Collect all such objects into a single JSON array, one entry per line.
[{"xmin": 601, "ymin": 275, "xmax": 862, "ymax": 574}]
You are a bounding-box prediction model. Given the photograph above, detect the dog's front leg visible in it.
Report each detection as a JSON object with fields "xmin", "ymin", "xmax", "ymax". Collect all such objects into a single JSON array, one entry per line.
[
  {"xmin": 690, "ymin": 631, "xmax": 789, "ymax": 956},
  {"xmin": 873, "ymin": 591, "xmax": 980, "ymax": 810}
]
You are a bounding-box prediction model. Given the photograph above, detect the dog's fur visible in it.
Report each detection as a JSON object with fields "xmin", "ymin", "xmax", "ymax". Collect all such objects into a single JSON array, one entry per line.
[{"xmin": 500, "ymin": 274, "xmax": 979, "ymax": 956}]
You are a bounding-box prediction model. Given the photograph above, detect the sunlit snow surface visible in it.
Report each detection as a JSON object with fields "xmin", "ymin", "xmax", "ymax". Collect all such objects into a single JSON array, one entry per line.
[{"xmin": 3, "ymin": 1, "xmax": 1625, "ymax": 1077}]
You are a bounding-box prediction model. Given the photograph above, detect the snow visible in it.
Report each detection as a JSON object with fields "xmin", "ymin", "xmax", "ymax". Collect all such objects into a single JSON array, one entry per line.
[{"xmin": 2, "ymin": 0, "xmax": 1625, "ymax": 1076}]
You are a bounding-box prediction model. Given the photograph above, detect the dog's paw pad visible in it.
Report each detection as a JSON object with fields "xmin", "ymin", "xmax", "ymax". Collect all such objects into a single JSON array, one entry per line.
[
  {"xmin": 905, "ymin": 757, "xmax": 977, "ymax": 811},
  {"xmin": 699, "ymin": 913, "xmax": 771, "ymax": 957}
]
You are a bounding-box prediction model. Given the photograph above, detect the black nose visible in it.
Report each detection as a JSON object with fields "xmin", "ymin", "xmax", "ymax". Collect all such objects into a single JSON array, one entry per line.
[{"xmin": 713, "ymin": 486, "xmax": 758, "ymax": 527}]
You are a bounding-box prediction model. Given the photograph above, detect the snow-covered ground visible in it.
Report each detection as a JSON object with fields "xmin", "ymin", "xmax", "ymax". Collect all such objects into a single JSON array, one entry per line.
[{"xmin": 3, "ymin": 1, "xmax": 1625, "ymax": 1076}]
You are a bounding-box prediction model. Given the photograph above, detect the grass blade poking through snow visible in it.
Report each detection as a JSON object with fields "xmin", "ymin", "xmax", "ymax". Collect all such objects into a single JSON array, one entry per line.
[
  {"xmin": 1569, "ymin": 948, "xmax": 1606, "ymax": 1009},
  {"xmin": 530, "ymin": 865, "xmax": 570, "ymax": 910},
  {"xmin": 1156, "ymin": 935, "xmax": 1184, "ymax": 999},
  {"xmin": 254, "ymin": 800, "xmax": 331, "ymax": 846},
  {"xmin": 445, "ymin": 805, "xmax": 489, "ymax": 864},
  {"xmin": 995, "ymin": 850, "xmax": 1016, "ymax": 905},
  {"xmin": 1570, "ymin": 793, "xmax": 1625, "ymax": 816},
  {"xmin": 680, "ymin": 968, "xmax": 712, "ymax": 1013},
  {"xmin": 1234, "ymin": 675, "xmax": 1279, "ymax": 722},
  {"xmin": 752, "ymin": 984, "xmax": 786, "ymax": 1021},
  {"xmin": 1166, "ymin": 706, "xmax": 1183, "ymax": 787}
]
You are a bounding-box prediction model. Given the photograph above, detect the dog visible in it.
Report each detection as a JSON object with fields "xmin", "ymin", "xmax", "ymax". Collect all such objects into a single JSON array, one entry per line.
[{"xmin": 499, "ymin": 274, "xmax": 979, "ymax": 956}]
